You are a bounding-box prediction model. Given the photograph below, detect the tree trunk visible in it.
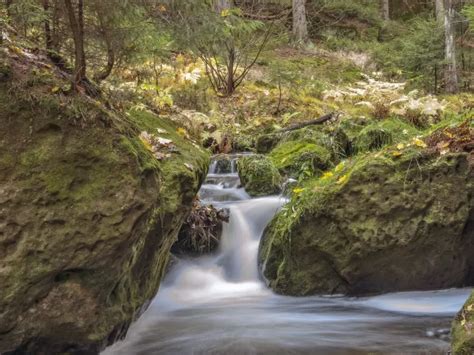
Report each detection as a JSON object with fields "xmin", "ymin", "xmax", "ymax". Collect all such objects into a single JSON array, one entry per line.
[
  {"xmin": 444, "ymin": 0, "xmax": 458, "ymax": 93},
  {"xmin": 214, "ymin": 0, "xmax": 232, "ymax": 13},
  {"xmin": 435, "ymin": 0, "xmax": 444, "ymax": 22},
  {"xmin": 64, "ymin": 0, "xmax": 86, "ymax": 90},
  {"xmin": 42, "ymin": 0, "xmax": 53, "ymax": 51},
  {"xmin": 226, "ymin": 46, "xmax": 235, "ymax": 96},
  {"xmin": 381, "ymin": 0, "xmax": 390, "ymax": 20},
  {"xmin": 292, "ymin": 0, "xmax": 308, "ymax": 43},
  {"xmin": 5, "ymin": 0, "xmax": 13, "ymax": 17},
  {"xmin": 94, "ymin": 12, "xmax": 115, "ymax": 82}
]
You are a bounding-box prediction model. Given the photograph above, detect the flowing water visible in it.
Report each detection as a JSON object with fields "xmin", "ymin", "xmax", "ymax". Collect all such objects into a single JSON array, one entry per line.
[{"xmin": 104, "ymin": 155, "xmax": 471, "ymax": 355}]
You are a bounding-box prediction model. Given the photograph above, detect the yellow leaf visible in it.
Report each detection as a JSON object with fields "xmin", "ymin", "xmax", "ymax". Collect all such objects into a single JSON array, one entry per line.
[
  {"xmin": 51, "ymin": 86, "xmax": 60, "ymax": 93},
  {"xmin": 335, "ymin": 162, "xmax": 345, "ymax": 173},
  {"xmin": 396, "ymin": 143, "xmax": 405, "ymax": 150},
  {"xmin": 293, "ymin": 188, "xmax": 305, "ymax": 195},
  {"xmin": 337, "ymin": 175, "xmax": 349, "ymax": 185},
  {"xmin": 467, "ymin": 304, "xmax": 474, "ymax": 312},
  {"xmin": 413, "ymin": 138, "xmax": 427, "ymax": 148},
  {"xmin": 392, "ymin": 151, "xmax": 402, "ymax": 157},
  {"xmin": 322, "ymin": 171, "xmax": 334, "ymax": 180},
  {"xmin": 177, "ymin": 127, "xmax": 187, "ymax": 137},
  {"xmin": 461, "ymin": 319, "xmax": 466, "ymax": 326},
  {"xmin": 445, "ymin": 132, "xmax": 454, "ymax": 138},
  {"xmin": 221, "ymin": 9, "xmax": 230, "ymax": 17}
]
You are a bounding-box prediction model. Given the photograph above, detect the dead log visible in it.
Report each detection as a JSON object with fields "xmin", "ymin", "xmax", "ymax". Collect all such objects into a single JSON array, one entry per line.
[{"xmin": 278, "ymin": 112, "xmax": 335, "ymax": 133}]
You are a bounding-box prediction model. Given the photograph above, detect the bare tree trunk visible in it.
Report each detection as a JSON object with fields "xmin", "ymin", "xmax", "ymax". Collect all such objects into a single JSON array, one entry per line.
[
  {"xmin": 444, "ymin": 0, "xmax": 458, "ymax": 93},
  {"xmin": 64, "ymin": 0, "xmax": 86, "ymax": 91},
  {"xmin": 5, "ymin": 0, "xmax": 13, "ymax": 18},
  {"xmin": 94, "ymin": 11, "xmax": 115, "ymax": 82},
  {"xmin": 381, "ymin": 0, "xmax": 390, "ymax": 20},
  {"xmin": 435, "ymin": 0, "xmax": 444, "ymax": 22},
  {"xmin": 226, "ymin": 46, "xmax": 235, "ymax": 96},
  {"xmin": 292, "ymin": 0, "xmax": 308, "ymax": 43},
  {"xmin": 214, "ymin": 0, "xmax": 232, "ymax": 13},
  {"xmin": 42, "ymin": 0, "xmax": 53, "ymax": 51}
]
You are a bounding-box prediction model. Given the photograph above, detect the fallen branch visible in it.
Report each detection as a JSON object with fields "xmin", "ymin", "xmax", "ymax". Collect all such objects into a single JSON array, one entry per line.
[{"xmin": 278, "ymin": 112, "xmax": 336, "ymax": 133}]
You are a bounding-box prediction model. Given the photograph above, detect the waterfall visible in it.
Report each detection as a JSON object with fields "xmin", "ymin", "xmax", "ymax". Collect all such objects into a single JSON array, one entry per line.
[{"xmin": 103, "ymin": 154, "xmax": 471, "ymax": 355}]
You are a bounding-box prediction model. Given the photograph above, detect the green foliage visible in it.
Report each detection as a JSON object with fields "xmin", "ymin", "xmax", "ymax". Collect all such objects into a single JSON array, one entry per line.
[
  {"xmin": 162, "ymin": 1, "xmax": 271, "ymax": 96},
  {"xmin": 237, "ymin": 155, "xmax": 282, "ymax": 197},
  {"xmin": 308, "ymin": 0, "xmax": 381, "ymax": 40},
  {"xmin": 462, "ymin": 5, "xmax": 474, "ymax": 31},
  {"xmin": 373, "ymin": 18, "xmax": 444, "ymax": 91},
  {"xmin": 269, "ymin": 141, "xmax": 332, "ymax": 180},
  {"xmin": 354, "ymin": 118, "xmax": 418, "ymax": 153}
]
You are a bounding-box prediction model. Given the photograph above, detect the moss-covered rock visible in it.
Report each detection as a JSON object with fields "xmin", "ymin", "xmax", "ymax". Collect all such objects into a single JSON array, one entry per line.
[
  {"xmin": 354, "ymin": 118, "xmax": 418, "ymax": 153},
  {"xmin": 259, "ymin": 148, "xmax": 474, "ymax": 296},
  {"xmin": 237, "ymin": 155, "xmax": 282, "ymax": 197},
  {"xmin": 269, "ymin": 141, "xmax": 332, "ymax": 179},
  {"xmin": 0, "ymin": 57, "xmax": 209, "ymax": 353},
  {"xmin": 256, "ymin": 133, "xmax": 281, "ymax": 154},
  {"xmin": 452, "ymin": 291, "xmax": 474, "ymax": 355}
]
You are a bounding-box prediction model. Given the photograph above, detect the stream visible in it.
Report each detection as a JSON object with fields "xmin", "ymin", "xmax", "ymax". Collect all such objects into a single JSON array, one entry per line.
[{"xmin": 104, "ymin": 155, "xmax": 471, "ymax": 355}]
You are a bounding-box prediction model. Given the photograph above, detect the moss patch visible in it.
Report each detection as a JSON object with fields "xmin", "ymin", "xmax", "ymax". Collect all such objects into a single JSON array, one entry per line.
[
  {"xmin": 269, "ymin": 141, "xmax": 332, "ymax": 180},
  {"xmin": 259, "ymin": 123, "xmax": 474, "ymax": 296},
  {"xmin": 354, "ymin": 118, "xmax": 418, "ymax": 153},
  {"xmin": 452, "ymin": 292, "xmax": 474, "ymax": 355},
  {"xmin": 237, "ymin": 155, "xmax": 282, "ymax": 197}
]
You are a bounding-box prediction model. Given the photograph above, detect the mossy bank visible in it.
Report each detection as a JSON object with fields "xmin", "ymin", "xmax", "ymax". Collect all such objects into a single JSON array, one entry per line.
[
  {"xmin": 0, "ymin": 54, "xmax": 208, "ymax": 353},
  {"xmin": 258, "ymin": 129, "xmax": 474, "ymax": 296}
]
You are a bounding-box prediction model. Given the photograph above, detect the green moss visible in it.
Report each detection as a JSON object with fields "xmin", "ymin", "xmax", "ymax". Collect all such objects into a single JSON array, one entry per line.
[
  {"xmin": 269, "ymin": 141, "xmax": 332, "ymax": 179},
  {"xmin": 452, "ymin": 292, "xmax": 474, "ymax": 355},
  {"xmin": 237, "ymin": 155, "xmax": 282, "ymax": 197},
  {"xmin": 354, "ymin": 118, "xmax": 418, "ymax": 153},
  {"xmin": 259, "ymin": 128, "xmax": 473, "ymax": 296},
  {"xmin": 0, "ymin": 67, "xmax": 210, "ymax": 352}
]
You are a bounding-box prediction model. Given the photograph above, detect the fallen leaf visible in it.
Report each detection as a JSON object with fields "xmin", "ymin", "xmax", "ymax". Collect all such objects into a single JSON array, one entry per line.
[
  {"xmin": 321, "ymin": 171, "xmax": 334, "ymax": 180},
  {"xmin": 335, "ymin": 162, "xmax": 345, "ymax": 173},
  {"xmin": 337, "ymin": 175, "xmax": 349, "ymax": 185},
  {"xmin": 413, "ymin": 138, "xmax": 427, "ymax": 148},
  {"xmin": 293, "ymin": 187, "xmax": 305, "ymax": 195}
]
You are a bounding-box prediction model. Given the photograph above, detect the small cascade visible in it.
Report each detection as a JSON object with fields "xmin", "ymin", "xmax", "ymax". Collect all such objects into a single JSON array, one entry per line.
[
  {"xmin": 200, "ymin": 154, "xmax": 252, "ymax": 202},
  {"xmin": 103, "ymin": 156, "xmax": 472, "ymax": 355}
]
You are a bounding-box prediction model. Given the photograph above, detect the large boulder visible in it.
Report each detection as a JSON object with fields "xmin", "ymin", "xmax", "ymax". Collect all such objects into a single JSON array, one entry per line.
[
  {"xmin": 452, "ymin": 291, "xmax": 474, "ymax": 355},
  {"xmin": 237, "ymin": 155, "xmax": 282, "ymax": 197},
  {"xmin": 269, "ymin": 141, "xmax": 332, "ymax": 179},
  {"xmin": 0, "ymin": 57, "xmax": 208, "ymax": 352},
  {"xmin": 259, "ymin": 148, "xmax": 474, "ymax": 296}
]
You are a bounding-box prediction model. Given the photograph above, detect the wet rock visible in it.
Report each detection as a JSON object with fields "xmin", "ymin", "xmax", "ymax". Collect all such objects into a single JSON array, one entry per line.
[
  {"xmin": 259, "ymin": 150, "xmax": 474, "ymax": 296},
  {"xmin": 452, "ymin": 291, "xmax": 474, "ymax": 354},
  {"xmin": 256, "ymin": 133, "xmax": 281, "ymax": 154},
  {"xmin": 237, "ymin": 155, "xmax": 282, "ymax": 197},
  {"xmin": 0, "ymin": 65, "xmax": 208, "ymax": 353},
  {"xmin": 269, "ymin": 140, "xmax": 332, "ymax": 179}
]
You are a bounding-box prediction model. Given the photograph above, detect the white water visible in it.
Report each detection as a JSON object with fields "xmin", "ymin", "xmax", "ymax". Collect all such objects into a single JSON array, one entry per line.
[{"xmin": 104, "ymin": 157, "xmax": 471, "ymax": 355}]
